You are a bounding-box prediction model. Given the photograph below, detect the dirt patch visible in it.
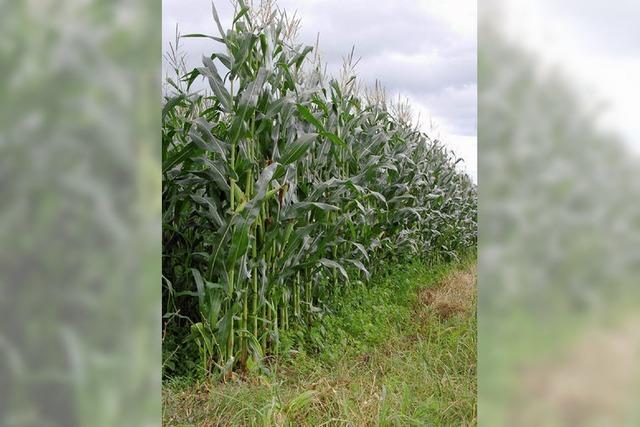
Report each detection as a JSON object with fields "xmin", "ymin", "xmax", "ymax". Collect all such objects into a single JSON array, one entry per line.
[
  {"xmin": 511, "ymin": 316, "xmax": 640, "ymax": 426},
  {"xmin": 419, "ymin": 265, "xmax": 476, "ymax": 319}
]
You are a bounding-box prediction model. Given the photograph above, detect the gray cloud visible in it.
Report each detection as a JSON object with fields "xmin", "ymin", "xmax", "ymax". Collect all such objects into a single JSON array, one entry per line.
[
  {"xmin": 538, "ymin": 0, "xmax": 640, "ymax": 55},
  {"xmin": 354, "ymin": 51, "xmax": 476, "ymax": 95},
  {"xmin": 287, "ymin": 0, "xmax": 460, "ymax": 58}
]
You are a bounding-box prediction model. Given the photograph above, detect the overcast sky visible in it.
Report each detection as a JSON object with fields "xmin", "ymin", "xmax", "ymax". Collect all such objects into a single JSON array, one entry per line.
[
  {"xmin": 496, "ymin": 0, "xmax": 640, "ymax": 154},
  {"xmin": 163, "ymin": 0, "xmax": 477, "ymax": 181}
]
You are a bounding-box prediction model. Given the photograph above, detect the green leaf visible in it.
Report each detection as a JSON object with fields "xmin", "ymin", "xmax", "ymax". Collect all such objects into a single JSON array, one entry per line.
[
  {"xmin": 255, "ymin": 162, "xmax": 279, "ymax": 197},
  {"xmin": 233, "ymin": 6, "xmax": 251, "ymax": 25},
  {"xmin": 191, "ymin": 268, "xmax": 206, "ymax": 311},
  {"xmin": 211, "ymin": 2, "xmax": 226, "ymax": 37},
  {"xmin": 213, "ymin": 53, "xmax": 232, "ymax": 70},
  {"xmin": 319, "ymin": 258, "xmax": 349, "ymax": 282},
  {"xmin": 346, "ymin": 259, "xmax": 370, "ymax": 279},
  {"xmin": 231, "ymin": 33, "xmax": 257, "ymax": 77},
  {"xmin": 352, "ymin": 242, "xmax": 370, "ymax": 262},
  {"xmin": 190, "ymin": 195, "xmax": 224, "ymax": 228},
  {"xmin": 296, "ymin": 104, "xmax": 325, "ymax": 131},
  {"xmin": 265, "ymin": 96, "xmax": 291, "ymax": 118},
  {"xmin": 198, "ymin": 157, "xmax": 231, "ymax": 193},
  {"xmin": 181, "ymin": 33, "xmax": 224, "ymax": 43},
  {"xmin": 162, "ymin": 94, "xmax": 186, "ymax": 120},
  {"xmin": 201, "ymin": 56, "xmax": 232, "ymax": 112},
  {"xmin": 238, "ymin": 68, "xmax": 267, "ymax": 109},
  {"xmin": 321, "ymin": 131, "xmax": 346, "ymax": 147},
  {"xmin": 289, "ymin": 45, "xmax": 313, "ymax": 69},
  {"xmin": 189, "ymin": 118, "xmax": 227, "ymax": 159},
  {"xmin": 368, "ymin": 191, "xmax": 387, "ymax": 205},
  {"xmin": 295, "ymin": 202, "xmax": 340, "ymax": 212},
  {"xmin": 227, "ymin": 219, "xmax": 250, "ymax": 266},
  {"xmin": 163, "ymin": 141, "xmax": 195, "ymax": 173},
  {"xmin": 280, "ymin": 133, "xmax": 317, "ymax": 164}
]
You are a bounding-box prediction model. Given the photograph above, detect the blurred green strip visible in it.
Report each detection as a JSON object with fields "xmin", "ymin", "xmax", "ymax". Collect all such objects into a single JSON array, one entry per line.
[{"xmin": 0, "ymin": 0, "xmax": 161, "ymax": 426}]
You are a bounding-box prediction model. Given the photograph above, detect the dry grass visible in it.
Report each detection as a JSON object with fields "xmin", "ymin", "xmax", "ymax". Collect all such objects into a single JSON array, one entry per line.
[{"xmin": 419, "ymin": 264, "xmax": 476, "ymax": 320}]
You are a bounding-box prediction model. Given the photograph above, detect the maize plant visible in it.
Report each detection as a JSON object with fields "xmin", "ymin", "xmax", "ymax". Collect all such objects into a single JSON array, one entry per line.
[{"xmin": 162, "ymin": 1, "xmax": 477, "ymax": 378}]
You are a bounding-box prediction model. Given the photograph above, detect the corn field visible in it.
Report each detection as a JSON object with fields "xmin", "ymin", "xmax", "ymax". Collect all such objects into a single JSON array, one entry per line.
[{"xmin": 162, "ymin": 1, "xmax": 477, "ymax": 377}]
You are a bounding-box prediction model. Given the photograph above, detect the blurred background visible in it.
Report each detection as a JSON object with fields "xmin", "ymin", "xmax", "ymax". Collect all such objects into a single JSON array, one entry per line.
[
  {"xmin": 479, "ymin": 0, "xmax": 640, "ymax": 425},
  {"xmin": 0, "ymin": 0, "xmax": 160, "ymax": 426}
]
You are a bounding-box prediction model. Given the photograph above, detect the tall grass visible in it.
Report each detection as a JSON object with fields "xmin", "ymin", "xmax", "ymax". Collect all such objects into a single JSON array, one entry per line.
[{"xmin": 162, "ymin": 1, "xmax": 477, "ymax": 378}]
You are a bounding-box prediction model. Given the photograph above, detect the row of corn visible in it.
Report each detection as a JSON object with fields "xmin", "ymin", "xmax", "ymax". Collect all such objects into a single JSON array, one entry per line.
[{"xmin": 162, "ymin": 2, "xmax": 477, "ymax": 377}]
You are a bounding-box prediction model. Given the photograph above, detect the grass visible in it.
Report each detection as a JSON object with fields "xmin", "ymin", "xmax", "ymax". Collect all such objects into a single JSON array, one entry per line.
[{"xmin": 163, "ymin": 257, "xmax": 477, "ymax": 426}]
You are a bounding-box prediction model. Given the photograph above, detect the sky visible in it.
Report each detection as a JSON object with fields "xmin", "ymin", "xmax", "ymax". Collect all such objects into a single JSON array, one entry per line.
[
  {"xmin": 495, "ymin": 0, "xmax": 640, "ymax": 154},
  {"xmin": 162, "ymin": 0, "xmax": 478, "ymax": 181}
]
